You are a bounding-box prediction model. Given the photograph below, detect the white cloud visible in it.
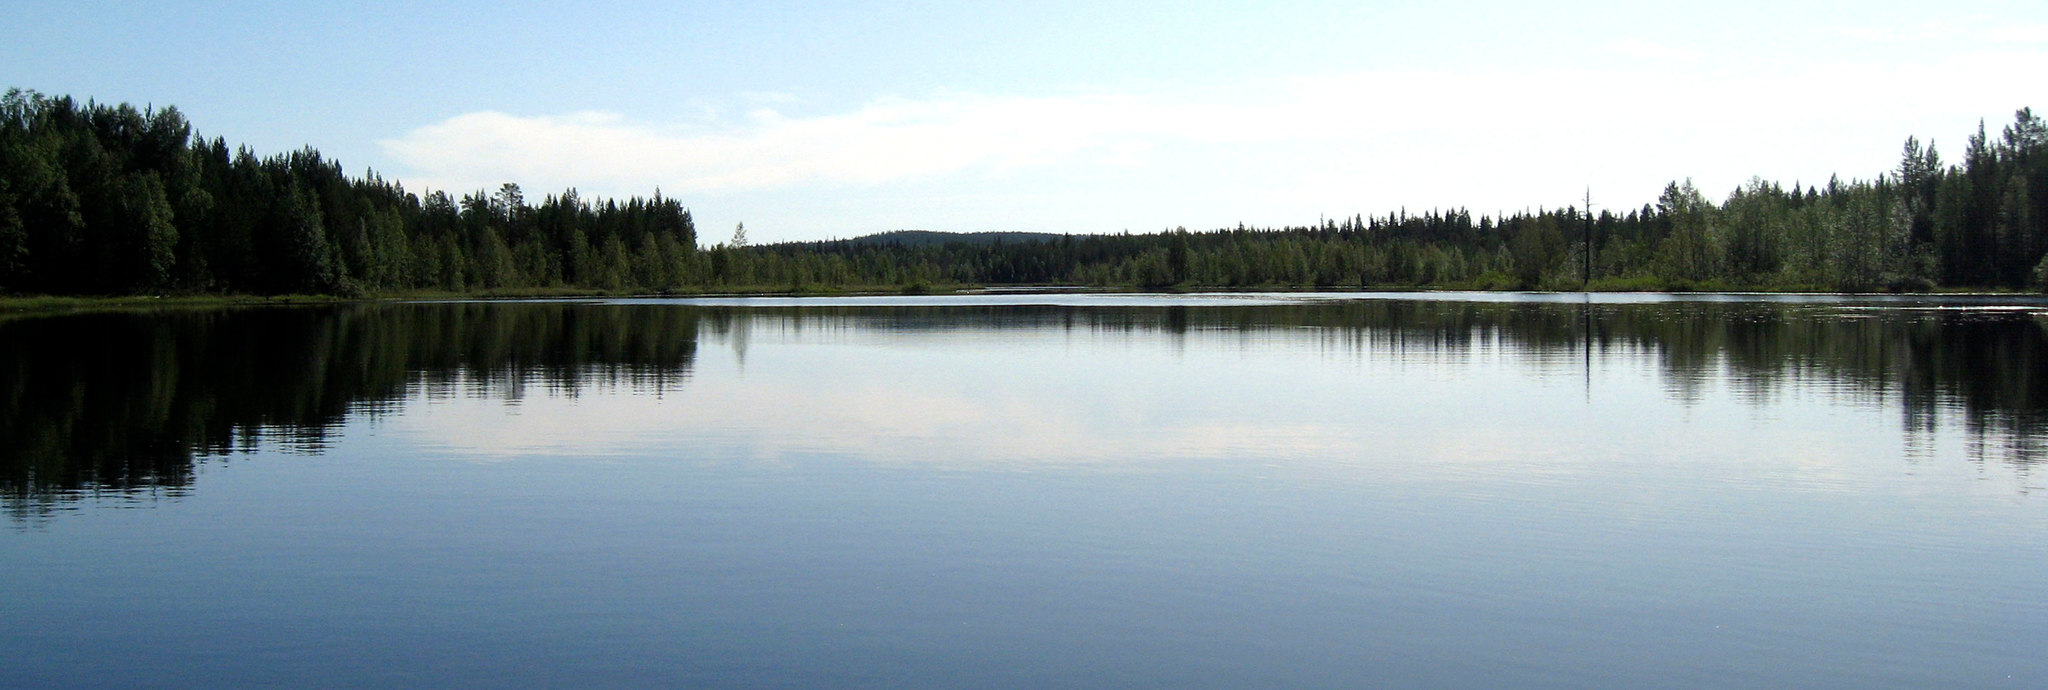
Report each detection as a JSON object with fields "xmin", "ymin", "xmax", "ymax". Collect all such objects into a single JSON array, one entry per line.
[
  {"xmin": 1985, "ymin": 24, "xmax": 2048, "ymax": 43},
  {"xmin": 1834, "ymin": 19, "xmax": 1974, "ymax": 44},
  {"xmin": 1606, "ymin": 38, "xmax": 1703, "ymax": 63},
  {"xmin": 1833, "ymin": 27, "xmax": 1891, "ymax": 43},
  {"xmin": 379, "ymin": 50, "xmax": 2048, "ymax": 240},
  {"xmin": 381, "ymin": 94, "xmax": 1197, "ymax": 195},
  {"xmin": 1836, "ymin": 17, "xmax": 2048, "ymax": 45},
  {"xmin": 738, "ymin": 91, "xmax": 801, "ymax": 104}
]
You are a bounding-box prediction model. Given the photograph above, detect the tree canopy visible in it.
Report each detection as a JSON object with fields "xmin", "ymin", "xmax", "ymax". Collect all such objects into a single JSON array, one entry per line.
[{"xmin": 4, "ymin": 88, "xmax": 2045, "ymax": 295}]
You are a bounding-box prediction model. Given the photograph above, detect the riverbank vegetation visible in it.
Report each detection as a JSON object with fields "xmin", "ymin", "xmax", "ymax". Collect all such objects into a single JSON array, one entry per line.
[{"xmin": 4, "ymin": 88, "xmax": 2046, "ymax": 296}]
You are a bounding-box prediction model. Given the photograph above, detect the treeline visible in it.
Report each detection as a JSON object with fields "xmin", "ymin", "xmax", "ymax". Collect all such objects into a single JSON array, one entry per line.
[
  {"xmin": 767, "ymin": 109, "xmax": 2046, "ymax": 292},
  {"xmin": 651, "ymin": 109, "xmax": 2048, "ymax": 293},
  {"xmin": 4, "ymin": 87, "xmax": 2046, "ymax": 295},
  {"xmin": 1, "ymin": 89, "xmax": 697, "ymax": 295}
]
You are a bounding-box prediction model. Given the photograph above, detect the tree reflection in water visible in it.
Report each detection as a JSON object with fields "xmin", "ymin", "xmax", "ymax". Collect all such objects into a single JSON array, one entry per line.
[{"xmin": 4, "ymin": 298, "xmax": 2043, "ymax": 518}]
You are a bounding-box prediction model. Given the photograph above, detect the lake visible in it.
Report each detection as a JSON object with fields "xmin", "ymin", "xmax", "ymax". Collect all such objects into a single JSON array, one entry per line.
[{"xmin": 3, "ymin": 292, "xmax": 2045, "ymax": 688}]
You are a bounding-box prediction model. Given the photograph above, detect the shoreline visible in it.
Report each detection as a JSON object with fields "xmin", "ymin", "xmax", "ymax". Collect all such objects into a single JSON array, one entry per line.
[{"xmin": 6, "ymin": 284, "xmax": 2043, "ymax": 315}]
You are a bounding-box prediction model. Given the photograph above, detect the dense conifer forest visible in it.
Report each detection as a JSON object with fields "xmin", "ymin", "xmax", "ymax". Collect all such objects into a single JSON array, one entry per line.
[{"xmin": 3, "ymin": 87, "xmax": 2046, "ymax": 295}]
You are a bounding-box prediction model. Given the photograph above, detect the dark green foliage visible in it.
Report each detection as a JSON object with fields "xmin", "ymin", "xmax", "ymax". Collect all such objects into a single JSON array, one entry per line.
[
  {"xmin": 761, "ymin": 108, "xmax": 2047, "ymax": 293},
  {"xmin": 4, "ymin": 88, "xmax": 2047, "ymax": 294},
  {"xmin": 605, "ymin": 106, "xmax": 2048, "ymax": 293},
  {"xmin": 0, "ymin": 89, "xmax": 697, "ymax": 296},
  {"xmin": 841, "ymin": 230, "xmax": 1066, "ymax": 248}
]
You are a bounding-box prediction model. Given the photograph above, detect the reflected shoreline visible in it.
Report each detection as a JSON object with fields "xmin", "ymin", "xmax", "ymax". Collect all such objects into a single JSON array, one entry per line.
[{"xmin": 5, "ymin": 297, "xmax": 2044, "ymax": 517}]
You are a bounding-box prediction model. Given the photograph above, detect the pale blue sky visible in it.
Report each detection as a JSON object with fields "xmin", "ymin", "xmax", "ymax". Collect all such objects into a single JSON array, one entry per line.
[{"xmin": 11, "ymin": 1, "xmax": 2048, "ymax": 243}]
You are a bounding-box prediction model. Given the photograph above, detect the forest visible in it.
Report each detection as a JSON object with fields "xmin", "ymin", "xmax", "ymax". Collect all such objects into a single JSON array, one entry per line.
[{"xmin": 3, "ymin": 87, "xmax": 2046, "ymax": 295}]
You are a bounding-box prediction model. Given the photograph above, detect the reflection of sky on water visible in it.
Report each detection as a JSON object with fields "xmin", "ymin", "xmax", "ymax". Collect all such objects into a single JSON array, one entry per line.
[
  {"xmin": 8, "ymin": 295, "xmax": 2041, "ymax": 511},
  {"xmin": 375, "ymin": 307, "xmax": 2028, "ymax": 497},
  {"xmin": 599, "ymin": 290, "xmax": 2048, "ymax": 309},
  {"xmin": 6, "ymin": 296, "xmax": 2046, "ymax": 688}
]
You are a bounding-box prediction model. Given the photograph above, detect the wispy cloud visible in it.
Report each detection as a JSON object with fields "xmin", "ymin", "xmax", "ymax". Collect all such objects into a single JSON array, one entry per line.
[
  {"xmin": 379, "ymin": 49, "xmax": 2048, "ymax": 238},
  {"xmin": 1985, "ymin": 24, "xmax": 2048, "ymax": 43},
  {"xmin": 1836, "ymin": 17, "xmax": 2048, "ymax": 44},
  {"xmin": 378, "ymin": 70, "xmax": 1682, "ymax": 197},
  {"xmin": 381, "ymin": 94, "xmax": 1211, "ymax": 194},
  {"xmin": 1605, "ymin": 38, "xmax": 1703, "ymax": 63},
  {"xmin": 1834, "ymin": 18, "xmax": 1975, "ymax": 43}
]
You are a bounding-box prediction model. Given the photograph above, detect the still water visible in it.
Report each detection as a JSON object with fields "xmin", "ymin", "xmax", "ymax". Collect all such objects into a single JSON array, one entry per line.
[{"xmin": 3, "ymin": 293, "xmax": 2045, "ymax": 688}]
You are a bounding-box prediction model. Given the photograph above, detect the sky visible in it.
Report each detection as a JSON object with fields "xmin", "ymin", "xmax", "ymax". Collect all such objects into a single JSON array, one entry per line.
[{"xmin": 10, "ymin": 0, "xmax": 2048, "ymax": 244}]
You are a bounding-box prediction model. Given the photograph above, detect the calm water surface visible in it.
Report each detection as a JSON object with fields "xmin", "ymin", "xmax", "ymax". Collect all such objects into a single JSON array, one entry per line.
[{"xmin": 3, "ymin": 293, "xmax": 2046, "ymax": 688}]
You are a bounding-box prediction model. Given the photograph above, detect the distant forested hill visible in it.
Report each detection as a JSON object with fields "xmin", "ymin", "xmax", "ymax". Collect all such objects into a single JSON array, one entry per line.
[
  {"xmin": 3, "ymin": 87, "xmax": 2045, "ymax": 295},
  {"xmin": 833, "ymin": 230, "xmax": 1068, "ymax": 248}
]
